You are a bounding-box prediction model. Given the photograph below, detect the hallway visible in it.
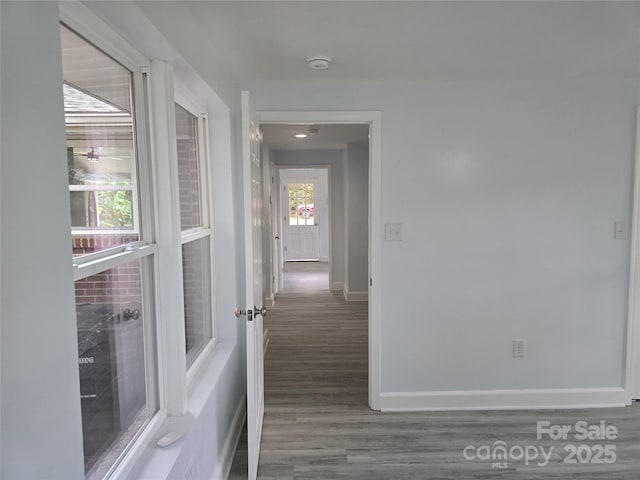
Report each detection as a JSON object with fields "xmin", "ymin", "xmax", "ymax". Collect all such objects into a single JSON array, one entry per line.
[
  {"xmin": 282, "ymin": 261, "xmax": 330, "ymax": 293},
  {"xmin": 230, "ymin": 265, "xmax": 640, "ymax": 479}
]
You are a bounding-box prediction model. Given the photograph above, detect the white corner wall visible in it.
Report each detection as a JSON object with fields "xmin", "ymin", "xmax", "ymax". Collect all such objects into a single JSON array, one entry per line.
[
  {"xmin": 248, "ymin": 78, "xmax": 638, "ymax": 409},
  {"xmin": 1, "ymin": 2, "xmax": 85, "ymax": 478}
]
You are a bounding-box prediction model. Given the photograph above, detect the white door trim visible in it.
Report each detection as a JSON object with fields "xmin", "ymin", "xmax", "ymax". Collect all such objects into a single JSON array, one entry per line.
[
  {"xmin": 258, "ymin": 110, "xmax": 382, "ymax": 410},
  {"xmin": 625, "ymin": 106, "xmax": 640, "ymax": 401}
]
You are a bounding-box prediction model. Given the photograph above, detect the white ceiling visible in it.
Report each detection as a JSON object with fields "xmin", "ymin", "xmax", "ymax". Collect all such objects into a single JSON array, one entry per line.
[
  {"xmin": 261, "ymin": 124, "xmax": 369, "ymax": 150},
  {"xmin": 137, "ymin": 1, "xmax": 640, "ymax": 83}
]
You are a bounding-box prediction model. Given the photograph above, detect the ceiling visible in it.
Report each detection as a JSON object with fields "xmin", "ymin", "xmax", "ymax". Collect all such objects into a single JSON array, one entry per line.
[
  {"xmin": 261, "ymin": 124, "xmax": 369, "ymax": 150},
  {"xmin": 136, "ymin": 1, "xmax": 640, "ymax": 83}
]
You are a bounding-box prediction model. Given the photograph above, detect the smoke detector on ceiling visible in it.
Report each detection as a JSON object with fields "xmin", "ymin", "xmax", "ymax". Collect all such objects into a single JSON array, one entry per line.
[{"xmin": 307, "ymin": 55, "xmax": 331, "ymax": 70}]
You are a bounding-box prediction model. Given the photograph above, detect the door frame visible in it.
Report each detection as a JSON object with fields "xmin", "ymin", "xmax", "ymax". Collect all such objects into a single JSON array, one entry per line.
[
  {"xmin": 258, "ymin": 110, "xmax": 382, "ymax": 410},
  {"xmin": 625, "ymin": 106, "xmax": 640, "ymax": 400},
  {"xmin": 273, "ymin": 165, "xmax": 332, "ymax": 292}
]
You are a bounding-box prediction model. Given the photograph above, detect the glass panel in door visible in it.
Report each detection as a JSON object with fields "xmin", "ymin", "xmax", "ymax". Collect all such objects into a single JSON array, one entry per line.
[{"xmin": 288, "ymin": 182, "xmax": 315, "ymax": 226}]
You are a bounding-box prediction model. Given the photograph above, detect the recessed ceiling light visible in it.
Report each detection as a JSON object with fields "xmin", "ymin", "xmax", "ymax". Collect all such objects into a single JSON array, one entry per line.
[{"xmin": 295, "ymin": 134, "xmax": 308, "ymax": 138}]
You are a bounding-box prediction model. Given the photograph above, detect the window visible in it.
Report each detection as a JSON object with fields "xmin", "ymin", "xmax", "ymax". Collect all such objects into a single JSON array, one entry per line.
[
  {"xmin": 61, "ymin": 24, "xmax": 157, "ymax": 479},
  {"xmin": 175, "ymin": 102, "xmax": 214, "ymax": 367},
  {"xmin": 288, "ymin": 182, "xmax": 315, "ymax": 225}
]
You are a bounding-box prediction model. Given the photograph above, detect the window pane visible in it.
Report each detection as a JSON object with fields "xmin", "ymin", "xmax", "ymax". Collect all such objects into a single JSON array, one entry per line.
[
  {"xmin": 182, "ymin": 237, "xmax": 212, "ymax": 365},
  {"xmin": 69, "ymin": 190, "xmax": 134, "ymax": 230},
  {"xmin": 289, "ymin": 183, "xmax": 315, "ymax": 226},
  {"xmin": 75, "ymin": 259, "xmax": 151, "ymax": 478},
  {"xmin": 61, "ymin": 25, "xmax": 139, "ymax": 256},
  {"xmin": 175, "ymin": 103, "xmax": 201, "ymax": 230}
]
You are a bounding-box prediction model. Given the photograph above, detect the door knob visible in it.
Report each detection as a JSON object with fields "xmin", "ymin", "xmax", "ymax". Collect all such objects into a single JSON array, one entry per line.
[
  {"xmin": 274, "ymin": 235, "xmax": 280, "ymax": 240},
  {"xmin": 234, "ymin": 306, "xmax": 267, "ymax": 320}
]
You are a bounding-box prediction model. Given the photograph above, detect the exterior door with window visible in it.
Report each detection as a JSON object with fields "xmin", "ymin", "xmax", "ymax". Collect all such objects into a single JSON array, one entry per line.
[{"xmin": 284, "ymin": 181, "xmax": 320, "ymax": 261}]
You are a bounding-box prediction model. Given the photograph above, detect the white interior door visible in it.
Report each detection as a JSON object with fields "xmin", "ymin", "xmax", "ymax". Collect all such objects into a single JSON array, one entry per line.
[
  {"xmin": 241, "ymin": 91, "xmax": 265, "ymax": 480},
  {"xmin": 284, "ymin": 181, "xmax": 320, "ymax": 261}
]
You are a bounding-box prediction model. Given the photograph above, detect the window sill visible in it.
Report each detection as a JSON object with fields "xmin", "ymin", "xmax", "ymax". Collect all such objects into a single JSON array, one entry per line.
[
  {"xmin": 110, "ymin": 342, "xmax": 236, "ymax": 480},
  {"xmin": 186, "ymin": 337, "xmax": 218, "ymax": 388}
]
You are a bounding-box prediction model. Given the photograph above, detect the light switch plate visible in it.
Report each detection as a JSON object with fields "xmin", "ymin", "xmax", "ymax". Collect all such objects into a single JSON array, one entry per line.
[
  {"xmin": 384, "ymin": 223, "xmax": 402, "ymax": 241},
  {"xmin": 513, "ymin": 339, "xmax": 526, "ymax": 358},
  {"xmin": 615, "ymin": 221, "xmax": 626, "ymax": 240}
]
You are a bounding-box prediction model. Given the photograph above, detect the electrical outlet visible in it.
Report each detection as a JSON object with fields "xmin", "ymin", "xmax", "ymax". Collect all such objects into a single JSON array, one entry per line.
[{"xmin": 513, "ymin": 339, "xmax": 526, "ymax": 358}]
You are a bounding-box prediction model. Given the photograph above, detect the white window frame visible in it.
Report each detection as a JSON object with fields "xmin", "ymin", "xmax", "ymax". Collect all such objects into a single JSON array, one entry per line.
[
  {"xmin": 60, "ymin": 4, "xmax": 166, "ymax": 480},
  {"xmin": 174, "ymin": 88, "xmax": 218, "ymax": 382}
]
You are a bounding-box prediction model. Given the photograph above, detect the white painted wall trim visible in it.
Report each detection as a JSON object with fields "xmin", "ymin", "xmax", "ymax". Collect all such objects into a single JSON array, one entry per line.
[
  {"xmin": 625, "ymin": 106, "xmax": 640, "ymax": 400},
  {"xmin": 379, "ymin": 388, "xmax": 629, "ymax": 412},
  {"xmin": 211, "ymin": 395, "xmax": 246, "ymax": 480},
  {"xmin": 331, "ymin": 281, "xmax": 345, "ymax": 292},
  {"xmin": 342, "ymin": 284, "xmax": 368, "ymax": 303}
]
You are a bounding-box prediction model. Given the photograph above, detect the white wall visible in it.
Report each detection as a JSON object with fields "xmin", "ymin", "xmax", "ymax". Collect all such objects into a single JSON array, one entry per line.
[
  {"xmin": 1, "ymin": 2, "xmax": 85, "ymax": 478},
  {"xmin": 345, "ymin": 142, "xmax": 370, "ymax": 296},
  {"xmin": 1, "ymin": 2, "xmax": 245, "ymax": 478},
  {"xmin": 273, "ymin": 150, "xmax": 346, "ymax": 289},
  {"xmin": 248, "ymin": 79, "xmax": 638, "ymax": 401}
]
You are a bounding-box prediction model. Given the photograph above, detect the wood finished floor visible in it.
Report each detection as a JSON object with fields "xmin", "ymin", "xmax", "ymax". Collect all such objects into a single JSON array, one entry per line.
[{"xmin": 229, "ymin": 263, "xmax": 640, "ymax": 479}]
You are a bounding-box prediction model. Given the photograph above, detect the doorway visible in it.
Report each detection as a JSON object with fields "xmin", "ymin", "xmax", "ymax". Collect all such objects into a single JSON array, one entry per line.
[{"xmin": 259, "ymin": 113, "xmax": 382, "ymax": 410}]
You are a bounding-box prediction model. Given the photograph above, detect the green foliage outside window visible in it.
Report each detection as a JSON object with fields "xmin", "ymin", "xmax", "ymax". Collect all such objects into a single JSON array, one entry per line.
[{"xmin": 97, "ymin": 190, "xmax": 133, "ymax": 227}]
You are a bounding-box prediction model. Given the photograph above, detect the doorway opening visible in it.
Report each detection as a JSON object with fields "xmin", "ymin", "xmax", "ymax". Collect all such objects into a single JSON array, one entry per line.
[
  {"xmin": 258, "ymin": 111, "xmax": 382, "ymax": 412},
  {"xmin": 262, "ymin": 124, "xmax": 371, "ymax": 301},
  {"xmin": 258, "ymin": 115, "xmax": 381, "ymax": 407},
  {"xmin": 235, "ymin": 100, "xmax": 382, "ymax": 479}
]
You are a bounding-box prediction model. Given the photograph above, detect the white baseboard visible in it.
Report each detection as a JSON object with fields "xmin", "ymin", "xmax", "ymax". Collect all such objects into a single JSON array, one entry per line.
[
  {"xmin": 342, "ymin": 284, "xmax": 368, "ymax": 302},
  {"xmin": 264, "ymin": 294, "xmax": 275, "ymax": 307},
  {"xmin": 331, "ymin": 281, "xmax": 344, "ymax": 292},
  {"xmin": 212, "ymin": 394, "xmax": 246, "ymax": 480},
  {"xmin": 378, "ymin": 387, "xmax": 630, "ymax": 412}
]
